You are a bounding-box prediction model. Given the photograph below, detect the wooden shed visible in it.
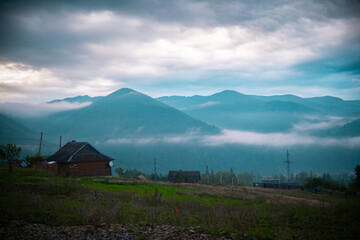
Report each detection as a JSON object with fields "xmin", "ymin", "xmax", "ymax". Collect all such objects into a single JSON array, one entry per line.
[
  {"xmin": 168, "ymin": 170, "xmax": 201, "ymax": 183},
  {"xmin": 46, "ymin": 140, "xmax": 113, "ymax": 177}
]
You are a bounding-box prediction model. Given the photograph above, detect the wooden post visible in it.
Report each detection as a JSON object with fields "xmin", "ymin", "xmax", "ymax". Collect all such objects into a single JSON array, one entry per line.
[
  {"xmin": 38, "ymin": 132, "xmax": 43, "ymax": 154},
  {"xmin": 154, "ymin": 159, "xmax": 157, "ymax": 181}
]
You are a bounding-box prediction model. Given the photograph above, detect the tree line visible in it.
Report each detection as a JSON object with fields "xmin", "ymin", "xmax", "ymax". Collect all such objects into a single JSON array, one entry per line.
[
  {"xmin": 1, "ymin": 143, "xmax": 359, "ymax": 192},
  {"xmin": 115, "ymin": 165, "xmax": 360, "ymax": 192}
]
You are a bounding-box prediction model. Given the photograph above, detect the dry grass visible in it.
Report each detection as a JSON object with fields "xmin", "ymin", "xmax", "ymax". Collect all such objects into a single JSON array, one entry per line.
[{"xmin": 1, "ymin": 168, "xmax": 360, "ymax": 240}]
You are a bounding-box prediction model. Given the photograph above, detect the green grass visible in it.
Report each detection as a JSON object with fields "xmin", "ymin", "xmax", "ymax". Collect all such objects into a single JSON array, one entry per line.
[
  {"xmin": 81, "ymin": 180, "xmax": 195, "ymax": 197},
  {"xmin": 1, "ymin": 167, "xmax": 360, "ymax": 239}
]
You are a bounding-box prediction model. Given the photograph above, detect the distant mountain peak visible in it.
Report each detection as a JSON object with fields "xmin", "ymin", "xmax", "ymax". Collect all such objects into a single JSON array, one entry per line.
[
  {"xmin": 217, "ymin": 90, "xmax": 243, "ymax": 95},
  {"xmin": 107, "ymin": 88, "xmax": 137, "ymax": 97},
  {"xmin": 210, "ymin": 90, "xmax": 248, "ymax": 101},
  {"xmin": 310, "ymin": 96, "xmax": 343, "ymax": 102}
]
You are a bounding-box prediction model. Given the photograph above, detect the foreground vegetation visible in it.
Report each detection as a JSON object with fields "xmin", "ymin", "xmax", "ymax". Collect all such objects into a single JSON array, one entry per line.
[{"xmin": 1, "ymin": 168, "xmax": 359, "ymax": 239}]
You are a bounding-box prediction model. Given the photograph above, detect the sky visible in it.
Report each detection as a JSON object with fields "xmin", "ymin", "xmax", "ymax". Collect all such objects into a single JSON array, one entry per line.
[{"xmin": 0, "ymin": 0, "xmax": 360, "ymax": 103}]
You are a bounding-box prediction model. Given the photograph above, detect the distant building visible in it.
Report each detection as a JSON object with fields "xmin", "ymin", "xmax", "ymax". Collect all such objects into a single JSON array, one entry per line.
[
  {"xmin": 168, "ymin": 170, "xmax": 201, "ymax": 183},
  {"xmin": 0, "ymin": 159, "xmax": 29, "ymax": 168},
  {"xmin": 137, "ymin": 175, "xmax": 147, "ymax": 181},
  {"xmin": 261, "ymin": 179, "xmax": 280, "ymax": 188},
  {"xmin": 255, "ymin": 179, "xmax": 300, "ymax": 189},
  {"xmin": 46, "ymin": 140, "xmax": 113, "ymax": 177}
]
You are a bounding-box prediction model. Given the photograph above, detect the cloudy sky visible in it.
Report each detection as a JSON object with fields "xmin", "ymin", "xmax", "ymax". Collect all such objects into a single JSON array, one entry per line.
[{"xmin": 0, "ymin": 0, "xmax": 360, "ymax": 103}]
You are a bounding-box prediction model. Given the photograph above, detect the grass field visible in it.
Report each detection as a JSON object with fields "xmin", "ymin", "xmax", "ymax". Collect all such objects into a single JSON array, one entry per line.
[{"xmin": 1, "ymin": 168, "xmax": 359, "ymax": 239}]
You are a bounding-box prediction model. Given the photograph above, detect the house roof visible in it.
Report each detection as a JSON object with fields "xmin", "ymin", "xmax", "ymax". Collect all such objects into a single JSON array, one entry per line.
[
  {"xmin": 137, "ymin": 175, "xmax": 147, "ymax": 180},
  {"xmin": 46, "ymin": 141, "xmax": 113, "ymax": 163}
]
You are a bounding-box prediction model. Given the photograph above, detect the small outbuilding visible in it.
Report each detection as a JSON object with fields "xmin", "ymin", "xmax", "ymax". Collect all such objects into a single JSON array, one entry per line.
[
  {"xmin": 136, "ymin": 175, "xmax": 147, "ymax": 181},
  {"xmin": 168, "ymin": 170, "xmax": 201, "ymax": 183},
  {"xmin": 46, "ymin": 140, "xmax": 113, "ymax": 177}
]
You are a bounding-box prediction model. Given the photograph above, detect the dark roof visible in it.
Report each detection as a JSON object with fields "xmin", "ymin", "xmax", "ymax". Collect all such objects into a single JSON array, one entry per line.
[{"xmin": 46, "ymin": 141, "xmax": 113, "ymax": 163}]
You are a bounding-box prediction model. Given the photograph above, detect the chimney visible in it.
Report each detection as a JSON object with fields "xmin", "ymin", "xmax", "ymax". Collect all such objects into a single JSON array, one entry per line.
[{"xmin": 72, "ymin": 140, "xmax": 76, "ymax": 143}]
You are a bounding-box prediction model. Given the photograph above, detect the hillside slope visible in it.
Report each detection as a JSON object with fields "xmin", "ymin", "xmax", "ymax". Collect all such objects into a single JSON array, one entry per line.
[
  {"xmin": 26, "ymin": 88, "xmax": 219, "ymax": 141},
  {"xmin": 158, "ymin": 90, "xmax": 323, "ymax": 132},
  {"xmin": 0, "ymin": 113, "xmax": 37, "ymax": 143}
]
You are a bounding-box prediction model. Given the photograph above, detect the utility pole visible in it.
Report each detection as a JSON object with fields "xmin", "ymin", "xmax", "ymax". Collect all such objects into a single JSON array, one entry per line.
[
  {"xmin": 231, "ymin": 167, "xmax": 234, "ymax": 185},
  {"xmin": 206, "ymin": 166, "xmax": 210, "ymax": 185},
  {"xmin": 284, "ymin": 149, "xmax": 293, "ymax": 182},
  {"xmin": 38, "ymin": 132, "xmax": 43, "ymax": 154},
  {"xmin": 59, "ymin": 136, "xmax": 62, "ymax": 149},
  {"xmin": 154, "ymin": 159, "xmax": 157, "ymax": 181}
]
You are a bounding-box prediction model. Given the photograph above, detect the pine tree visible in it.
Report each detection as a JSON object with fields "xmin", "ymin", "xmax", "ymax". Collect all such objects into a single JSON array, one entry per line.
[{"xmin": 355, "ymin": 165, "xmax": 360, "ymax": 188}]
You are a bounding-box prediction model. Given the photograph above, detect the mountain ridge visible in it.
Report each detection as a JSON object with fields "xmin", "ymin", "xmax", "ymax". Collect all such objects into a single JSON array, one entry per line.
[
  {"xmin": 23, "ymin": 88, "xmax": 220, "ymax": 141},
  {"xmin": 157, "ymin": 90, "xmax": 360, "ymax": 133}
]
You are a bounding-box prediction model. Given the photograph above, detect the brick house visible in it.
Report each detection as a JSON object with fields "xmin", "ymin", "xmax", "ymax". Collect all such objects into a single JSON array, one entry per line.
[{"xmin": 46, "ymin": 140, "xmax": 113, "ymax": 177}]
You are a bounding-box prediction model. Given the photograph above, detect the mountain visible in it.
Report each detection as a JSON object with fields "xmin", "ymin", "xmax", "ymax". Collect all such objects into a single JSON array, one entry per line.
[
  {"xmin": 317, "ymin": 118, "xmax": 360, "ymax": 137},
  {"xmin": 158, "ymin": 90, "xmax": 321, "ymax": 132},
  {"xmin": 0, "ymin": 113, "xmax": 37, "ymax": 143},
  {"xmin": 25, "ymin": 88, "xmax": 219, "ymax": 141},
  {"xmin": 1, "ymin": 89, "xmax": 359, "ymax": 175},
  {"xmin": 250, "ymin": 95, "xmax": 360, "ymax": 117},
  {"xmin": 48, "ymin": 95, "xmax": 103, "ymax": 104}
]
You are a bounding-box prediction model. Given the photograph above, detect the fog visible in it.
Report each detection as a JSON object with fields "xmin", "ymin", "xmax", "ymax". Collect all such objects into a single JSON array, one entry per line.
[
  {"xmin": 105, "ymin": 129, "xmax": 360, "ymax": 148},
  {"xmin": 0, "ymin": 101, "xmax": 91, "ymax": 118}
]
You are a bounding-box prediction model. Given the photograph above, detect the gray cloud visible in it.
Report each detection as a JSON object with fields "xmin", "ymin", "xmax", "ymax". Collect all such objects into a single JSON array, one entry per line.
[{"xmin": 0, "ymin": 0, "xmax": 359, "ymax": 101}]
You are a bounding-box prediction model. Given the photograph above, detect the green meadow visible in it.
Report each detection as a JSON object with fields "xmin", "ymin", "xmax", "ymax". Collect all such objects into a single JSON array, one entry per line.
[{"xmin": 1, "ymin": 168, "xmax": 359, "ymax": 239}]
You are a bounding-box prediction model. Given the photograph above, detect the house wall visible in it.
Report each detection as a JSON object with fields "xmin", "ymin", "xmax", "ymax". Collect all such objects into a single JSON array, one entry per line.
[
  {"xmin": 47, "ymin": 163, "xmax": 58, "ymax": 174},
  {"xmin": 28, "ymin": 162, "xmax": 47, "ymax": 170},
  {"xmin": 58, "ymin": 161, "xmax": 111, "ymax": 177}
]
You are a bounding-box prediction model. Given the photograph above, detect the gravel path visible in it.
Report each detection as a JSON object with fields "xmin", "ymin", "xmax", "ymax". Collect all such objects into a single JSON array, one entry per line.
[{"xmin": 0, "ymin": 221, "xmax": 234, "ymax": 240}]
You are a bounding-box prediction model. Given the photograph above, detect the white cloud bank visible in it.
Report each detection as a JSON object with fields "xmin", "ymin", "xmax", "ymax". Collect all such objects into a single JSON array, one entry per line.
[
  {"xmin": 202, "ymin": 130, "xmax": 360, "ymax": 148},
  {"xmin": 292, "ymin": 116, "xmax": 349, "ymax": 132},
  {"xmin": 105, "ymin": 130, "xmax": 360, "ymax": 149},
  {"xmin": 0, "ymin": 101, "xmax": 91, "ymax": 118},
  {"xmin": 0, "ymin": 62, "xmax": 123, "ymax": 103}
]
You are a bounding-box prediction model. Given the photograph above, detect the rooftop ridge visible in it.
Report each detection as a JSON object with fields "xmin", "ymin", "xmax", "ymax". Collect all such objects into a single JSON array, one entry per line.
[{"xmin": 68, "ymin": 142, "xmax": 88, "ymax": 162}]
